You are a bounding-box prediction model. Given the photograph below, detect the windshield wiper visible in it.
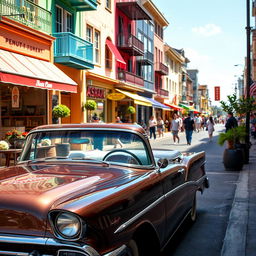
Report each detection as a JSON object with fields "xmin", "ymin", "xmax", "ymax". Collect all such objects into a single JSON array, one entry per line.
[
  {"xmin": 70, "ymin": 157, "xmax": 110, "ymax": 167},
  {"xmin": 26, "ymin": 156, "xmax": 68, "ymax": 165}
]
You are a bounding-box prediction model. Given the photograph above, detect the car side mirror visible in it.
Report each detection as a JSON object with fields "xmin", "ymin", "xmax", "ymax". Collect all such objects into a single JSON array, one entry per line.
[{"xmin": 157, "ymin": 158, "xmax": 168, "ymax": 169}]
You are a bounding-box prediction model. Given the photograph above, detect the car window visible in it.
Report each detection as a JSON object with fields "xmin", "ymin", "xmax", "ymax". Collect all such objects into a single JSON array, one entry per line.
[{"xmin": 19, "ymin": 130, "xmax": 152, "ymax": 167}]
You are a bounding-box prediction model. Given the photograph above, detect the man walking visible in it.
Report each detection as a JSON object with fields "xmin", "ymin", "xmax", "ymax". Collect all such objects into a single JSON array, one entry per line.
[
  {"xmin": 225, "ymin": 112, "xmax": 238, "ymax": 132},
  {"xmin": 183, "ymin": 113, "xmax": 195, "ymax": 145}
]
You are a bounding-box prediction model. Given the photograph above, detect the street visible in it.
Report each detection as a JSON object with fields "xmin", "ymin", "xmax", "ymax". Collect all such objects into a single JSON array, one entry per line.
[{"xmin": 150, "ymin": 125, "xmax": 240, "ymax": 256}]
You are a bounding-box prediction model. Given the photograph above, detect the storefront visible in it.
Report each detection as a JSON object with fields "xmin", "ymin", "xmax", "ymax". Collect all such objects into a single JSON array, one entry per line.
[{"xmin": 0, "ymin": 17, "xmax": 77, "ymax": 137}]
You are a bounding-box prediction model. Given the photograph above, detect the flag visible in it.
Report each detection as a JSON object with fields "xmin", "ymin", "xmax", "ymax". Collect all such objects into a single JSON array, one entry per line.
[{"xmin": 250, "ymin": 81, "xmax": 256, "ymax": 96}]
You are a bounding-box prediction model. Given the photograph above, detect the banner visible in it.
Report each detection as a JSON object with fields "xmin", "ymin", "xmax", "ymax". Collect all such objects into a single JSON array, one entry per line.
[{"xmin": 214, "ymin": 86, "xmax": 220, "ymax": 101}]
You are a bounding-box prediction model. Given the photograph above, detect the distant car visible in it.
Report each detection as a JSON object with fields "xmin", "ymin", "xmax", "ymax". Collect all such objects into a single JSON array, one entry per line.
[{"xmin": 0, "ymin": 123, "xmax": 209, "ymax": 256}]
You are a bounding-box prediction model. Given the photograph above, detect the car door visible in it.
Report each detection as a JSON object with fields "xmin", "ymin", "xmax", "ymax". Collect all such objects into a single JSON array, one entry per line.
[{"xmin": 160, "ymin": 164, "xmax": 188, "ymax": 241}]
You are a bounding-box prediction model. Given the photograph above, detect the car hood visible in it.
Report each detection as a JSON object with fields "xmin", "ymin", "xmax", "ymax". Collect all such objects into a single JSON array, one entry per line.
[{"xmin": 0, "ymin": 163, "xmax": 142, "ymax": 236}]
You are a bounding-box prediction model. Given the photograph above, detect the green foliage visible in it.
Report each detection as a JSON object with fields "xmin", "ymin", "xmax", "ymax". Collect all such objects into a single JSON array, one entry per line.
[
  {"xmin": 83, "ymin": 100, "xmax": 97, "ymax": 111},
  {"xmin": 127, "ymin": 106, "xmax": 136, "ymax": 114},
  {"xmin": 220, "ymin": 94, "xmax": 256, "ymax": 115},
  {"xmin": 218, "ymin": 125, "xmax": 246, "ymax": 147},
  {"xmin": 52, "ymin": 104, "xmax": 71, "ymax": 118}
]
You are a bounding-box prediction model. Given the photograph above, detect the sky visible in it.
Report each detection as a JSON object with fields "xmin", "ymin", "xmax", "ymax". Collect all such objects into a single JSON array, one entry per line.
[{"xmin": 153, "ymin": 0, "xmax": 249, "ymax": 106}]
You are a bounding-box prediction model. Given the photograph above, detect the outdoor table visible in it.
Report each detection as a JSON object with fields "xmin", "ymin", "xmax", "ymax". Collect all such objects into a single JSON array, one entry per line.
[{"xmin": 0, "ymin": 149, "xmax": 22, "ymax": 167}]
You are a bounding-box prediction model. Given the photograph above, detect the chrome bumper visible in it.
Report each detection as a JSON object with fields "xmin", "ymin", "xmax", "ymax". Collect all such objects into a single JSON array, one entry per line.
[{"xmin": 0, "ymin": 235, "xmax": 127, "ymax": 256}]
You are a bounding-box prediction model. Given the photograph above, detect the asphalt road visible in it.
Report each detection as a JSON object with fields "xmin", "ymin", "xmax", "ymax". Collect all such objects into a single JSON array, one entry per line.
[{"xmin": 150, "ymin": 125, "xmax": 240, "ymax": 256}]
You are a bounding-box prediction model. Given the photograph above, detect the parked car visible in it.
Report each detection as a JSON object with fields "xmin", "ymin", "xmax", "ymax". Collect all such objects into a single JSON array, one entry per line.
[{"xmin": 0, "ymin": 123, "xmax": 209, "ymax": 256}]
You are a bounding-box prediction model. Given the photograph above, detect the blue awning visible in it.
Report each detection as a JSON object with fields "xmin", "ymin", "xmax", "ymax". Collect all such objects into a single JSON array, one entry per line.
[{"xmin": 144, "ymin": 97, "xmax": 171, "ymax": 110}]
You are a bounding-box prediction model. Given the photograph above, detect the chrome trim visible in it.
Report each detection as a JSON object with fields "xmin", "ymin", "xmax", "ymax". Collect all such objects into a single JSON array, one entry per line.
[
  {"xmin": 103, "ymin": 245, "xmax": 127, "ymax": 256},
  {"xmin": 115, "ymin": 175, "xmax": 208, "ymax": 233},
  {"xmin": 0, "ymin": 251, "xmax": 29, "ymax": 256}
]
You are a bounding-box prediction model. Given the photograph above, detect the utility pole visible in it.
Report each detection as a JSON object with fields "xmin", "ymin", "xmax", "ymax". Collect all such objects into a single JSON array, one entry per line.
[{"xmin": 245, "ymin": 0, "xmax": 251, "ymax": 163}]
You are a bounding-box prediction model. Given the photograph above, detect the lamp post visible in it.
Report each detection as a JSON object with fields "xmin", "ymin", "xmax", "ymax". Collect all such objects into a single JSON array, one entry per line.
[{"xmin": 245, "ymin": 0, "xmax": 251, "ymax": 163}]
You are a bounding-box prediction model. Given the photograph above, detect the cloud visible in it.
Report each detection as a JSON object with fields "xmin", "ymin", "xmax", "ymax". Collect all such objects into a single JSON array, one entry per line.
[
  {"xmin": 184, "ymin": 48, "xmax": 211, "ymax": 68},
  {"xmin": 192, "ymin": 24, "xmax": 222, "ymax": 37}
]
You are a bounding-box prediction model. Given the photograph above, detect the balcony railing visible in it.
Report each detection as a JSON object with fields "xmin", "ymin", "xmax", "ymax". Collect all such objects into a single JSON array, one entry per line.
[
  {"xmin": 0, "ymin": 0, "xmax": 52, "ymax": 34},
  {"xmin": 155, "ymin": 62, "xmax": 169, "ymax": 76},
  {"xmin": 156, "ymin": 87, "xmax": 169, "ymax": 98},
  {"xmin": 118, "ymin": 70, "xmax": 144, "ymax": 87},
  {"xmin": 116, "ymin": 0, "xmax": 151, "ymax": 20},
  {"xmin": 137, "ymin": 50, "xmax": 153, "ymax": 65},
  {"xmin": 53, "ymin": 32, "xmax": 94, "ymax": 70},
  {"xmin": 118, "ymin": 34, "xmax": 144, "ymax": 56}
]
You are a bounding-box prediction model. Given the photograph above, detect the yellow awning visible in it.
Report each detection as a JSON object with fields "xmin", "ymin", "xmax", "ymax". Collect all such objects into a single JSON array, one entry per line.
[{"xmin": 116, "ymin": 89, "xmax": 152, "ymax": 107}]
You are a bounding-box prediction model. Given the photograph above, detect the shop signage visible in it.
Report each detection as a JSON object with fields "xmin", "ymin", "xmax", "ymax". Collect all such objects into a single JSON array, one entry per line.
[
  {"xmin": 12, "ymin": 86, "xmax": 19, "ymax": 108},
  {"xmin": 36, "ymin": 80, "xmax": 53, "ymax": 89},
  {"xmin": 87, "ymin": 86, "xmax": 105, "ymax": 99},
  {"xmin": 107, "ymin": 93, "xmax": 125, "ymax": 101},
  {"xmin": 214, "ymin": 86, "xmax": 220, "ymax": 101}
]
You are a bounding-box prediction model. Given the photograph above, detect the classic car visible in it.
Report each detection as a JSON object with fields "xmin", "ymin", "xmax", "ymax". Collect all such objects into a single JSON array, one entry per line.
[{"xmin": 0, "ymin": 123, "xmax": 209, "ymax": 256}]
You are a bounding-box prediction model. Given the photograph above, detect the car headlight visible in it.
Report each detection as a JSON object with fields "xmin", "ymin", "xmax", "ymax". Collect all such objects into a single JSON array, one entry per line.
[{"xmin": 55, "ymin": 212, "xmax": 81, "ymax": 239}]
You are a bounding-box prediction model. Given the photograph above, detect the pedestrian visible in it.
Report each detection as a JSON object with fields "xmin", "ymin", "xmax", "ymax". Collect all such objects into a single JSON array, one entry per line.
[
  {"xmin": 194, "ymin": 114, "xmax": 202, "ymax": 132},
  {"xmin": 115, "ymin": 116, "xmax": 122, "ymax": 123},
  {"xmin": 183, "ymin": 113, "xmax": 195, "ymax": 145},
  {"xmin": 148, "ymin": 116, "xmax": 157, "ymax": 139},
  {"xmin": 225, "ymin": 112, "xmax": 238, "ymax": 132},
  {"xmin": 206, "ymin": 116, "xmax": 215, "ymax": 142},
  {"xmin": 157, "ymin": 117, "xmax": 164, "ymax": 138},
  {"xmin": 170, "ymin": 113, "xmax": 181, "ymax": 144}
]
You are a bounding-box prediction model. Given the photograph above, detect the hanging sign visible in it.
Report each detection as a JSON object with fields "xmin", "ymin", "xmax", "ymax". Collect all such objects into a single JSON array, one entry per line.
[
  {"xmin": 107, "ymin": 93, "xmax": 125, "ymax": 101},
  {"xmin": 214, "ymin": 86, "xmax": 220, "ymax": 101},
  {"xmin": 12, "ymin": 86, "xmax": 20, "ymax": 108}
]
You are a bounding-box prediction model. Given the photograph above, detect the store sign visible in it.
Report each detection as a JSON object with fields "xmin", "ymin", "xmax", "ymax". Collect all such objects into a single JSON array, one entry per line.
[
  {"xmin": 214, "ymin": 86, "xmax": 220, "ymax": 101},
  {"xmin": 107, "ymin": 93, "xmax": 125, "ymax": 101},
  {"xmin": 87, "ymin": 86, "xmax": 105, "ymax": 99}
]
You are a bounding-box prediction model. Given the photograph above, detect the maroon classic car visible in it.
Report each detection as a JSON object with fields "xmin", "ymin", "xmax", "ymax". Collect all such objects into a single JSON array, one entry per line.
[{"xmin": 0, "ymin": 123, "xmax": 209, "ymax": 256}]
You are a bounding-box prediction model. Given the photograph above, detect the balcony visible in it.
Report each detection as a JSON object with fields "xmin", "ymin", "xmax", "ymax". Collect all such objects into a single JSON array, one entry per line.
[
  {"xmin": 0, "ymin": 0, "xmax": 52, "ymax": 34},
  {"xmin": 53, "ymin": 32, "xmax": 94, "ymax": 70},
  {"xmin": 69, "ymin": 0, "xmax": 97, "ymax": 11},
  {"xmin": 116, "ymin": 0, "xmax": 151, "ymax": 20},
  {"xmin": 156, "ymin": 87, "xmax": 169, "ymax": 98},
  {"xmin": 118, "ymin": 70, "xmax": 144, "ymax": 87},
  {"xmin": 137, "ymin": 50, "xmax": 154, "ymax": 65},
  {"xmin": 118, "ymin": 34, "xmax": 144, "ymax": 56},
  {"xmin": 155, "ymin": 62, "xmax": 169, "ymax": 76}
]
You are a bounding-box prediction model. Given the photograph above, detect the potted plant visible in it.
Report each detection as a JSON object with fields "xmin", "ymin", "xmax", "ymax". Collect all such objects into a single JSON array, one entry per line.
[
  {"xmin": 52, "ymin": 104, "xmax": 70, "ymax": 124},
  {"xmin": 83, "ymin": 100, "xmax": 97, "ymax": 122},
  {"xmin": 127, "ymin": 106, "xmax": 136, "ymax": 114},
  {"xmin": 5, "ymin": 129, "xmax": 28, "ymax": 148},
  {"xmin": 218, "ymin": 126, "xmax": 246, "ymax": 171}
]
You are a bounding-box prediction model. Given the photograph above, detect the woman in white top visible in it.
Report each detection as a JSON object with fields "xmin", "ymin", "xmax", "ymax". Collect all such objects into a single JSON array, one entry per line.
[{"xmin": 206, "ymin": 116, "xmax": 215, "ymax": 141}]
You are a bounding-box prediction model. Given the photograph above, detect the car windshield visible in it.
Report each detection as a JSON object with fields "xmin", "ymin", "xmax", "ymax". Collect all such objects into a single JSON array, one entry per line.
[{"xmin": 19, "ymin": 129, "xmax": 153, "ymax": 167}]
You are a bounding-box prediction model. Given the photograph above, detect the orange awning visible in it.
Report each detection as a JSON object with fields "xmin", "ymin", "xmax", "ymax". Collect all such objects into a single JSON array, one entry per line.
[
  {"xmin": 164, "ymin": 103, "xmax": 183, "ymax": 111},
  {"xmin": 106, "ymin": 39, "xmax": 126, "ymax": 69},
  {"xmin": 0, "ymin": 49, "xmax": 77, "ymax": 93}
]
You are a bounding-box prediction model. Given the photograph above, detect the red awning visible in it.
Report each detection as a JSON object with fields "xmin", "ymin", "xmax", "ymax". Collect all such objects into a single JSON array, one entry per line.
[
  {"xmin": 106, "ymin": 39, "xmax": 126, "ymax": 69},
  {"xmin": 164, "ymin": 103, "xmax": 183, "ymax": 111},
  {"xmin": 0, "ymin": 49, "xmax": 77, "ymax": 93}
]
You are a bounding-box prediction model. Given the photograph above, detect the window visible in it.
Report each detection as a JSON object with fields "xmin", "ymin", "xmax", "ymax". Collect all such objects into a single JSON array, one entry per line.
[
  {"xmin": 106, "ymin": 0, "xmax": 111, "ymax": 9},
  {"xmin": 105, "ymin": 44, "xmax": 112, "ymax": 69},
  {"xmin": 55, "ymin": 5, "xmax": 72, "ymax": 33},
  {"xmin": 94, "ymin": 30, "xmax": 100, "ymax": 64},
  {"xmin": 86, "ymin": 26, "xmax": 93, "ymax": 43}
]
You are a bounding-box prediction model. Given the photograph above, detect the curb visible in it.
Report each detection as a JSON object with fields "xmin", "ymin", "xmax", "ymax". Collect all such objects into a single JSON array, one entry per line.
[{"xmin": 221, "ymin": 162, "xmax": 249, "ymax": 256}]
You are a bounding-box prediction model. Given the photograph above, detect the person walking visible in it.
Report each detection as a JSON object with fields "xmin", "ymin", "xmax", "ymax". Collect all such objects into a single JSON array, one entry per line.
[
  {"xmin": 225, "ymin": 112, "xmax": 238, "ymax": 132},
  {"xmin": 148, "ymin": 116, "xmax": 157, "ymax": 139},
  {"xmin": 183, "ymin": 113, "xmax": 195, "ymax": 145},
  {"xmin": 195, "ymin": 114, "xmax": 202, "ymax": 132},
  {"xmin": 206, "ymin": 116, "xmax": 215, "ymax": 142},
  {"xmin": 157, "ymin": 117, "xmax": 164, "ymax": 138},
  {"xmin": 170, "ymin": 113, "xmax": 181, "ymax": 144}
]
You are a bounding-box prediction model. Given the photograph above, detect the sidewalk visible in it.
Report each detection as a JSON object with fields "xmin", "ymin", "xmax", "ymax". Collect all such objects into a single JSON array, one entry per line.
[{"xmin": 221, "ymin": 141, "xmax": 256, "ymax": 256}]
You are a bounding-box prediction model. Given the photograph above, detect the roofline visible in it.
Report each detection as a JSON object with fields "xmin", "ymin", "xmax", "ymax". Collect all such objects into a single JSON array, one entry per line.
[{"xmin": 142, "ymin": 0, "xmax": 169, "ymax": 27}]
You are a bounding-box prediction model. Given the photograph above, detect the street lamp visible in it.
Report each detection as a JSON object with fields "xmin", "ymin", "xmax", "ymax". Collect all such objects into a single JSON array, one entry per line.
[{"xmin": 245, "ymin": 0, "xmax": 251, "ymax": 163}]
